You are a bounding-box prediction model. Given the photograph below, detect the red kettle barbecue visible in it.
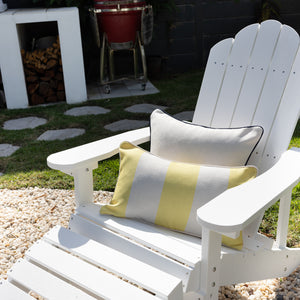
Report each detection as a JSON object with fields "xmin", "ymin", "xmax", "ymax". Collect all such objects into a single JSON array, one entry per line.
[
  {"xmin": 94, "ymin": 0, "xmax": 146, "ymax": 46},
  {"xmin": 91, "ymin": 0, "xmax": 153, "ymax": 93}
]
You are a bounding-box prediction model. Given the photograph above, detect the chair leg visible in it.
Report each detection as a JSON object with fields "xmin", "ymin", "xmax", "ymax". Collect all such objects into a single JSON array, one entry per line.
[
  {"xmin": 276, "ymin": 188, "xmax": 293, "ymax": 248},
  {"xmin": 198, "ymin": 228, "xmax": 222, "ymax": 300},
  {"xmin": 72, "ymin": 164, "xmax": 97, "ymax": 206}
]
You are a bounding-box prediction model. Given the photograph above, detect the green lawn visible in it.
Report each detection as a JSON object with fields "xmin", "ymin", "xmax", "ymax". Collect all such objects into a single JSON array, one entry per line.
[
  {"xmin": 0, "ymin": 70, "xmax": 299, "ymax": 247},
  {"xmin": 0, "ymin": 71, "xmax": 202, "ymax": 189}
]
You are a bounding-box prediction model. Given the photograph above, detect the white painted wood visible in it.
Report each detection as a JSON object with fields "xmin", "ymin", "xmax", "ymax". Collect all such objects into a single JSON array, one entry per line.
[
  {"xmin": 11, "ymin": 8, "xmax": 48, "ymax": 23},
  {"xmin": 231, "ymin": 20, "xmax": 282, "ymax": 127},
  {"xmin": 48, "ymin": 8, "xmax": 87, "ymax": 104},
  {"xmin": 152, "ymin": 223, "xmax": 239, "ymax": 255},
  {"xmin": 36, "ymin": 20, "xmax": 300, "ymax": 300},
  {"xmin": 197, "ymin": 148, "xmax": 300, "ymax": 233},
  {"xmin": 255, "ymin": 41, "xmax": 300, "ymax": 171},
  {"xmin": 0, "ymin": 11, "xmax": 28, "ymax": 109},
  {"xmin": 254, "ymin": 232, "xmax": 275, "ymax": 250},
  {"xmin": 72, "ymin": 166, "xmax": 95, "ymax": 205},
  {"xmin": 199, "ymin": 228, "xmax": 222, "ymax": 300},
  {"xmin": 193, "ymin": 19, "xmax": 300, "ymax": 173},
  {"xmin": 79, "ymin": 206, "xmax": 236, "ymax": 254},
  {"xmin": 276, "ymin": 189, "xmax": 293, "ymax": 248},
  {"xmin": 47, "ymin": 127, "xmax": 150, "ymax": 172},
  {"xmin": 44, "ymin": 226, "xmax": 183, "ymax": 299},
  {"xmin": 193, "ymin": 38, "xmax": 233, "ymax": 126},
  {"xmin": 195, "ymin": 20, "xmax": 300, "ymax": 257},
  {"xmin": 71, "ymin": 208, "xmax": 243, "ymax": 293},
  {"xmin": 220, "ymin": 247, "xmax": 300, "ymax": 285},
  {"xmin": 0, "ymin": 8, "xmax": 87, "ymax": 109},
  {"xmin": 251, "ymin": 25, "xmax": 300, "ymax": 168},
  {"xmin": 26, "ymin": 240, "xmax": 160, "ymax": 300},
  {"xmin": 8, "ymin": 259, "xmax": 95, "ymax": 300},
  {"xmin": 242, "ymin": 213, "xmax": 265, "ymax": 242},
  {"xmin": 0, "ymin": 280, "xmax": 33, "ymax": 300},
  {"xmin": 211, "ymin": 24, "xmax": 259, "ymax": 128},
  {"xmin": 242, "ymin": 233, "xmax": 264, "ymax": 252},
  {"xmin": 76, "ymin": 203, "xmax": 201, "ymax": 267},
  {"xmin": 69, "ymin": 215, "xmax": 195, "ymax": 292}
]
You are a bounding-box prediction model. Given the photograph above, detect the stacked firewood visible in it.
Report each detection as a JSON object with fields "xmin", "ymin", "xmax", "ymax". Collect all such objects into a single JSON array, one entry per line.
[{"xmin": 21, "ymin": 36, "xmax": 65, "ymax": 105}]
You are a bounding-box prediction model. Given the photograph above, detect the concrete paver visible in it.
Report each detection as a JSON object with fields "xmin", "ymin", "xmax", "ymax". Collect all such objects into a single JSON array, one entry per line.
[
  {"xmin": 64, "ymin": 106, "xmax": 111, "ymax": 116},
  {"xmin": 0, "ymin": 144, "xmax": 20, "ymax": 157},
  {"xmin": 3, "ymin": 117, "xmax": 47, "ymax": 130},
  {"xmin": 125, "ymin": 104, "xmax": 167, "ymax": 114},
  {"xmin": 104, "ymin": 119, "xmax": 148, "ymax": 132},
  {"xmin": 37, "ymin": 128, "xmax": 85, "ymax": 141}
]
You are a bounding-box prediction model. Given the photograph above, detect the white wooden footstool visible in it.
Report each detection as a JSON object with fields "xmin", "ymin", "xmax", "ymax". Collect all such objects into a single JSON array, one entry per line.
[{"xmin": 0, "ymin": 225, "xmax": 182, "ymax": 299}]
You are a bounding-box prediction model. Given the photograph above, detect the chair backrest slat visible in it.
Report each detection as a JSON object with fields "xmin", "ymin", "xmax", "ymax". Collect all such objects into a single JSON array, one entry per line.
[
  {"xmin": 210, "ymin": 23, "xmax": 259, "ymax": 128},
  {"xmin": 193, "ymin": 20, "xmax": 300, "ymax": 173},
  {"xmin": 231, "ymin": 20, "xmax": 282, "ymax": 127},
  {"xmin": 193, "ymin": 38, "xmax": 233, "ymax": 126},
  {"xmin": 253, "ymin": 45, "xmax": 300, "ymax": 170}
]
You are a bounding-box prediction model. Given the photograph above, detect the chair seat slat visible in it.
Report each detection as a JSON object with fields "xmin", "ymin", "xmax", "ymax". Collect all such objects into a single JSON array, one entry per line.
[
  {"xmin": 8, "ymin": 259, "xmax": 95, "ymax": 300},
  {"xmin": 43, "ymin": 226, "xmax": 183, "ymax": 298},
  {"xmin": 26, "ymin": 240, "xmax": 160, "ymax": 300},
  {"xmin": 77, "ymin": 204, "xmax": 202, "ymax": 266},
  {"xmin": 0, "ymin": 281, "xmax": 33, "ymax": 300},
  {"xmin": 69, "ymin": 214, "xmax": 196, "ymax": 292}
]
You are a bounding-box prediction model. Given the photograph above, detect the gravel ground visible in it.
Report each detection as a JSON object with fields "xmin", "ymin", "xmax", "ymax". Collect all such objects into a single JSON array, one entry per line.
[{"xmin": 0, "ymin": 187, "xmax": 299, "ymax": 299}]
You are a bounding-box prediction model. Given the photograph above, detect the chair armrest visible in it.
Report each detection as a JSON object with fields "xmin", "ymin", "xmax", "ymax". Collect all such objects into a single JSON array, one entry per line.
[
  {"xmin": 197, "ymin": 148, "xmax": 300, "ymax": 235},
  {"xmin": 47, "ymin": 127, "xmax": 150, "ymax": 174}
]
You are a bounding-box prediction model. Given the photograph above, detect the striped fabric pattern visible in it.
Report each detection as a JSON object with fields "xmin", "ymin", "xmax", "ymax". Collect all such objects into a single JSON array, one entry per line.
[{"xmin": 101, "ymin": 142, "xmax": 257, "ymax": 249}]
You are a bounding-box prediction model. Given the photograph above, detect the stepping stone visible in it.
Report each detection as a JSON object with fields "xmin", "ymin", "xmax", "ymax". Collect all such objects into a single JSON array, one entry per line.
[
  {"xmin": 3, "ymin": 117, "xmax": 47, "ymax": 130},
  {"xmin": 104, "ymin": 120, "xmax": 148, "ymax": 132},
  {"xmin": 125, "ymin": 104, "xmax": 167, "ymax": 114},
  {"xmin": 64, "ymin": 106, "xmax": 111, "ymax": 116},
  {"xmin": 173, "ymin": 111, "xmax": 194, "ymax": 121},
  {"xmin": 37, "ymin": 128, "xmax": 85, "ymax": 141},
  {"xmin": 0, "ymin": 144, "xmax": 20, "ymax": 157}
]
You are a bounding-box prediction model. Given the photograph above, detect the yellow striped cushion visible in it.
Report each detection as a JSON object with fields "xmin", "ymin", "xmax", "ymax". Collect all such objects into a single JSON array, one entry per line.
[{"xmin": 100, "ymin": 142, "xmax": 257, "ymax": 250}]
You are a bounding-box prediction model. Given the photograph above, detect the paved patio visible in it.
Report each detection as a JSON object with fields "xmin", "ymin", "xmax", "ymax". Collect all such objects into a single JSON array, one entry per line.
[{"xmin": 87, "ymin": 79, "xmax": 159, "ymax": 100}]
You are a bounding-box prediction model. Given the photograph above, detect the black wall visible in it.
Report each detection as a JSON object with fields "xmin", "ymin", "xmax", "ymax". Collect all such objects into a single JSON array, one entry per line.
[{"xmin": 145, "ymin": 0, "xmax": 300, "ymax": 73}]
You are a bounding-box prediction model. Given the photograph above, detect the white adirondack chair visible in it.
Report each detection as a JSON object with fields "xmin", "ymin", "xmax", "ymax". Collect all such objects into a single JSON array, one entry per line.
[{"xmin": 2, "ymin": 19, "xmax": 300, "ymax": 300}]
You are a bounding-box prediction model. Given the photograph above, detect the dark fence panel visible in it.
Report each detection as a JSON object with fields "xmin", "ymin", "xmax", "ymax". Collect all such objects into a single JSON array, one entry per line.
[{"xmin": 146, "ymin": 0, "xmax": 300, "ymax": 74}]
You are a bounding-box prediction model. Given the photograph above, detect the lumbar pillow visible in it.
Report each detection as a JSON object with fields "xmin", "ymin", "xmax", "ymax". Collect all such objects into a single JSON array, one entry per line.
[
  {"xmin": 150, "ymin": 109, "xmax": 263, "ymax": 166},
  {"xmin": 100, "ymin": 142, "xmax": 257, "ymax": 250}
]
